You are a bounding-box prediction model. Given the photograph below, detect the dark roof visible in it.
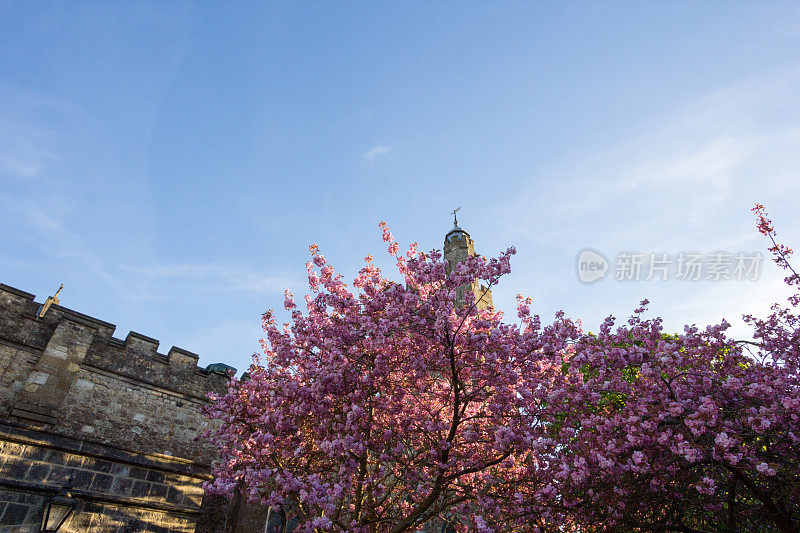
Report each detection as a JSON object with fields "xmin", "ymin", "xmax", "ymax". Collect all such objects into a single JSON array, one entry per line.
[{"xmin": 445, "ymin": 222, "xmax": 470, "ymax": 240}]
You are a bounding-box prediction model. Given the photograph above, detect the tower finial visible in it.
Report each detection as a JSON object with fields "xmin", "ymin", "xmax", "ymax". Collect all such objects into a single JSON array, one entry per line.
[{"xmin": 451, "ymin": 205, "xmax": 462, "ymax": 226}]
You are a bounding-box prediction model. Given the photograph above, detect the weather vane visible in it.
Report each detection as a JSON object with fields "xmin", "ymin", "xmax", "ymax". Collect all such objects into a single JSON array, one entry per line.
[
  {"xmin": 451, "ymin": 206, "xmax": 461, "ymax": 226},
  {"xmin": 38, "ymin": 283, "xmax": 63, "ymax": 319}
]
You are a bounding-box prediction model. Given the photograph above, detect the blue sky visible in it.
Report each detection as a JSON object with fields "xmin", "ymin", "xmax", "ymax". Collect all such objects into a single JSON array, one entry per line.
[{"xmin": 2, "ymin": 2, "xmax": 800, "ymax": 373}]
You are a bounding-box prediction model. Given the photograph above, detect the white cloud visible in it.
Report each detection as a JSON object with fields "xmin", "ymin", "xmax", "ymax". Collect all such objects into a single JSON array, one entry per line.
[
  {"xmin": 362, "ymin": 145, "xmax": 391, "ymax": 168},
  {"xmin": 128, "ymin": 261, "xmax": 298, "ymax": 296},
  {"xmin": 1, "ymin": 155, "xmax": 43, "ymax": 179},
  {"xmin": 0, "ymin": 195, "xmax": 63, "ymax": 233},
  {"xmin": 618, "ymin": 136, "xmax": 753, "ymax": 192},
  {"xmin": 506, "ymin": 64, "xmax": 800, "ymax": 245},
  {"xmin": 496, "ymin": 64, "xmax": 800, "ymax": 339},
  {"xmin": 0, "ymin": 105, "xmax": 59, "ymax": 180}
]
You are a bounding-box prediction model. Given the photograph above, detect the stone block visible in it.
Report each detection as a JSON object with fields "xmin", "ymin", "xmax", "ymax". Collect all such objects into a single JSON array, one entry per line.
[
  {"xmin": 64, "ymin": 454, "xmax": 83, "ymax": 468},
  {"xmin": 0, "ymin": 504, "xmax": 28, "ymax": 525},
  {"xmin": 148, "ymin": 483, "xmax": 168, "ymax": 499},
  {"xmin": 145, "ymin": 470, "xmax": 165, "ymax": 484},
  {"xmin": 44, "ymin": 450, "xmax": 66, "ymax": 465},
  {"xmin": 0, "ymin": 458, "xmax": 29, "ymax": 479},
  {"xmin": 26, "ymin": 372, "xmax": 49, "ymax": 386},
  {"xmin": 18, "ymin": 446, "xmax": 47, "ymax": 462},
  {"xmin": 45, "ymin": 465, "xmax": 73, "ymax": 483},
  {"xmin": 165, "ymin": 486, "xmax": 184, "ymax": 505},
  {"xmin": 23, "ymin": 462, "xmax": 49, "ymax": 482},
  {"xmin": 110, "ymin": 463, "xmax": 129, "ymax": 477},
  {"xmin": 73, "ymin": 378, "xmax": 94, "ymax": 390},
  {"xmin": 94, "ymin": 459, "xmax": 113, "ymax": 473},
  {"xmin": 71, "ymin": 468, "xmax": 95, "ymax": 488},
  {"xmin": 111, "ymin": 476, "xmax": 134, "ymax": 495},
  {"xmin": 91, "ymin": 473, "xmax": 113, "ymax": 491},
  {"xmin": 48, "ymin": 346, "xmax": 68, "ymax": 360},
  {"xmin": 128, "ymin": 467, "xmax": 148, "ymax": 480},
  {"xmin": 13, "ymin": 495, "xmax": 38, "ymax": 505},
  {"xmin": 131, "ymin": 481, "xmax": 151, "ymax": 498},
  {"xmin": 184, "ymin": 490, "xmax": 204, "ymax": 507},
  {"xmin": 80, "ymin": 456, "xmax": 98, "ymax": 470},
  {"xmin": 0, "ymin": 443, "xmax": 24, "ymax": 457},
  {"xmin": 7, "ymin": 525, "xmax": 40, "ymax": 533},
  {"xmin": 126, "ymin": 332, "xmax": 160, "ymax": 355}
]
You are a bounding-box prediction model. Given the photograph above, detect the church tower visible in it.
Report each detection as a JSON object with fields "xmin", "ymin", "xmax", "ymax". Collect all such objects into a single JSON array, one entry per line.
[{"xmin": 443, "ymin": 209, "xmax": 494, "ymax": 311}]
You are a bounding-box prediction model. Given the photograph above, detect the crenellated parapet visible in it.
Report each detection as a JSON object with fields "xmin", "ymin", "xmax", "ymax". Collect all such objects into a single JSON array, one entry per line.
[
  {"xmin": 0, "ymin": 283, "xmax": 269, "ymax": 532},
  {"xmin": 0, "ymin": 283, "xmax": 236, "ymax": 461},
  {"xmin": 0, "ymin": 283, "xmax": 234, "ymax": 400}
]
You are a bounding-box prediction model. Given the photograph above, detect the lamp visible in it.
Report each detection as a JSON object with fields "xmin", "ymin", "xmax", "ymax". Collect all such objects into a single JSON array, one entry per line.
[
  {"xmin": 265, "ymin": 505, "xmax": 300, "ymax": 533},
  {"xmin": 265, "ymin": 506, "xmax": 285, "ymax": 533},
  {"xmin": 40, "ymin": 483, "xmax": 75, "ymax": 532}
]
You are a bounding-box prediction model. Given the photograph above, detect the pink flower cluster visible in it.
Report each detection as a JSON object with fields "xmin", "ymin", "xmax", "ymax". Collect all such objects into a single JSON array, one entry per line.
[{"xmin": 202, "ymin": 211, "xmax": 799, "ymax": 532}]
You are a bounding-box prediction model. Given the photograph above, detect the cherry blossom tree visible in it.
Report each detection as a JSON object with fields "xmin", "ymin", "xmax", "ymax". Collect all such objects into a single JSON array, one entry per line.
[
  {"xmin": 204, "ymin": 208, "xmax": 799, "ymax": 532},
  {"xmin": 528, "ymin": 205, "xmax": 799, "ymax": 532},
  {"xmin": 203, "ymin": 223, "xmax": 564, "ymax": 532}
]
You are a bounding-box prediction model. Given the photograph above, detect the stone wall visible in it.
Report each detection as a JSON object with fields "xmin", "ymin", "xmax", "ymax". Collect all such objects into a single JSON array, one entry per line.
[
  {"xmin": 0, "ymin": 283, "xmax": 267, "ymax": 532},
  {"xmin": 0, "ymin": 424, "xmax": 205, "ymax": 532},
  {"xmin": 0, "ymin": 284, "xmax": 230, "ymax": 457}
]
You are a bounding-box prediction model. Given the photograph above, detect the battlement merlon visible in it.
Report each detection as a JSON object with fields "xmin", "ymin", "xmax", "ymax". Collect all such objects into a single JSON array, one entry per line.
[{"xmin": 0, "ymin": 283, "xmax": 237, "ymax": 391}]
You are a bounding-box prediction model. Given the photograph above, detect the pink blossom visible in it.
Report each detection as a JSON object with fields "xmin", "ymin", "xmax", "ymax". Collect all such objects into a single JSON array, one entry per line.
[{"xmin": 202, "ymin": 212, "xmax": 800, "ymax": 532}]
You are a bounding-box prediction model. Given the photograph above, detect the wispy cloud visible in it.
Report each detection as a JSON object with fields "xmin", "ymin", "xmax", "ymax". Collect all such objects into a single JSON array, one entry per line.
[
  {"xmin": 0, "ymin": 192, "xmax": 297, "ymax": 301},
  {"xmin": 362, "ymin": 145, "xmax": 391, "ymax": 168},
  {"xmin": 1, "ymin": 155, "xmax": 43, "ymax": 179},
  {"xmin": 0, "ymin": 191, "xmax": 128, "ymax": 288},
  {"xmin": 128, "ymin": 261, "xmax": 298, "ymax": 296},
  {"xmin": 506, "ymin": 65, "xmax": 800, "ymax": 248},
  {"xmin": 0, "ymin": 106, "xmax": 58, "ymax": 180},
  {"xmin": 497, "ymin": 64, "xmax": 800, "ymax": 339},
  {"xmin": 0, "ymin": 195, "xmax": 63, "ymax": 234}
]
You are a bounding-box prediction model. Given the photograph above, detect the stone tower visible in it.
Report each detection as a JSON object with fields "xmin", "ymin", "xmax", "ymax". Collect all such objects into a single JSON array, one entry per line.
[{"xmin": 443, "ymin": 214, "xmax": 494, "ymax": 311}]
